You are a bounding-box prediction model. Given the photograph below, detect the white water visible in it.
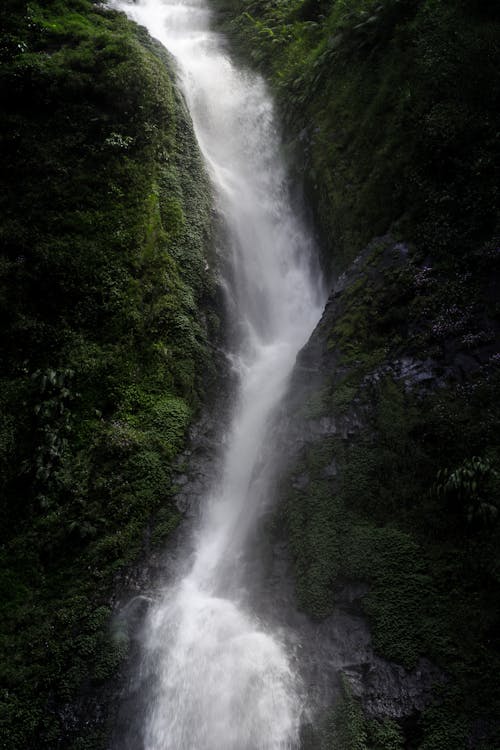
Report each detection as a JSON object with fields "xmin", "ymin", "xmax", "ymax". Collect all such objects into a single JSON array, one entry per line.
[{"xmin": 113, "ymin": 1, "xmax": 324, "ymax": 747}]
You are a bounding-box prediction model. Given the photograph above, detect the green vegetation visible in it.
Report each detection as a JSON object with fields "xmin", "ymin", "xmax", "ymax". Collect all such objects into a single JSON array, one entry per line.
[
  {"xmin": 216, "ymin": 0, "xmax": 499, "ymax": 277},
  {"xmin": 317, "ymin": 678, "xmax": 404, "ymax": 750},
  {"xmin": 279, "ymin": 251, "xmax": 500, "ymax": 746},
  {"xmin": 0, "ymin": 1, "xmax": 216, "ymax": 747},
  {"xmin": 321, "ymin": 678, "xmax": 369, "ymax": 750}
]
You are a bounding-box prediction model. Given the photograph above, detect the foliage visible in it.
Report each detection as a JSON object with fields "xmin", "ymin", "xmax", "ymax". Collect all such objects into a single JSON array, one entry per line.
[
  {"xmin": 322, "ymin": 678, "xmax": 369, "ymax": 749},
  {"xmin": 0, "ymin": 2, "xmax": 216, "ymax": 747},
  {"xmin": 317, "ymin": 678, "xmax": 404, "ymax": 749},
  {"xmin": 433, "ymin": 456, "xmax": 499, "ymax": 529},
  {"xmin": 278, "ymin": 245, "xmax": 500, "ymax": 746},
  {"xmin": 216, "ymin": 0, "xmax": 500, "ymax": 278}
]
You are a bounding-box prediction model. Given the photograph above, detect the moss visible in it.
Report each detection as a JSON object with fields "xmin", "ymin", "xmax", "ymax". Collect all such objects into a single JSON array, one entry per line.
[
  {"xmin": 151, "ymin": 505, "xmax": 182, "ymax": 547},
  {"xmin": 0, "ymin": 1, "xmax": 216, "ymax": 747},
  {"xmin": 301, "ymin": 386, "xmax": 331, "ymax": 419},
  {"xmin": 216, "ymin": 0, "xmax": 499, "ymax": 278},
  {"xmin": 367, "ymin": 717, "xmax": 404, "ymax": 750},
  {"xmin": 279, "ymin": 246, "xmax": 499, "ymax": 745},
  {"xmin": 287, "ymin": 478, "xmax": 343, "ymax": 617},
  {"xmin": 320, "ymin": 678, "xmax": 369, "ymax": 749},
  {"xmin": 281, "ymin": 368, "xmax": 500, "ymax": 744},
  {"xmin": 331, "ymin": 378, "xmax": 359, "ymax": 415}
]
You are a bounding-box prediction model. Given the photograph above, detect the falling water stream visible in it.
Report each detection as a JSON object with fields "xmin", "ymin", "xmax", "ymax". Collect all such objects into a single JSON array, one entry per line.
[{"xmin": 112, "ymin": 0, "xmax": 325, "ymax": 747}]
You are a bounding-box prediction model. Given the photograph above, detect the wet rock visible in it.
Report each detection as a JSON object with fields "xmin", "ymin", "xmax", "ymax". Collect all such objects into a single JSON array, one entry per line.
[
  {"xmin": 344, "ymin": 656, "xmax": 442, "ymax": 718},
  {"xmin": 261, "ymin": 237, "xmax": 451, "ymax": 733},
  {"xmin": 292, "ymin": 473, "xmax": 310, "ymax": 489},
  {"xmin": 323, "ymin": 459, "xmax": 337, "ymax": 477}
]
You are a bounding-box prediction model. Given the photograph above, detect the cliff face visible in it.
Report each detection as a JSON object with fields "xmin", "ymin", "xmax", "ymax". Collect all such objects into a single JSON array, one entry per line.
[
  {"xmin": 218, "ymin": 0, "xmax": 499, "ymax": 277},
  {"xmin": 212, "ymin": 0, "xmax": 500, "ymax": 747},
  {"xmin": 271, "ymin": 237, "xmax": 500, "ymax": 748},
  {"xmin": 0, "ymin": 2, "xmax": 218, "ymax": 747}
]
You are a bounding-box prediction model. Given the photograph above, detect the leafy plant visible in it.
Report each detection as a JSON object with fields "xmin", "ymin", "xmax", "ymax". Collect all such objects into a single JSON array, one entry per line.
[{"xmin": 434, "ymin": 456, "xmax": 499, "ymax": 528}]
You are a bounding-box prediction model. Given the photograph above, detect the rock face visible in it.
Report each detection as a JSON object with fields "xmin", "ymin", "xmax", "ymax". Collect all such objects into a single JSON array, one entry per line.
[
  {"xmin": 252, "ymin": 532, "xmax": 443, "ymax": 726},
  {"xmin": 260, "ymin": 236, "xmax": 500, "ymax": 746}
]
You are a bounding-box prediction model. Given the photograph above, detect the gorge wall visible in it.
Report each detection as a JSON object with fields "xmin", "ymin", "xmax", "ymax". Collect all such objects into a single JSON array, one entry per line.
[{"xmin": 0, "ymin": 1, "xmax": 221, "ymax": 747}]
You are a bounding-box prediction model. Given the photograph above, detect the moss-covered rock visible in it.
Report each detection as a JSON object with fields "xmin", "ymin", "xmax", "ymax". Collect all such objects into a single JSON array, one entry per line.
[
  {"xmin": 273, "ymin": 238, "xmax": 500, "ymax": 747},
  {"xmin": 0, "ymin": 2, "xmax": 217, "ymax": 747}
]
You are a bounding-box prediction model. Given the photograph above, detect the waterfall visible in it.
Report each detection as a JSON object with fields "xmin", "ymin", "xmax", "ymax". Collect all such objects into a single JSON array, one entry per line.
[{"xmin": 112, "ymin": 1, "xmax": 324, "ymax": 747}]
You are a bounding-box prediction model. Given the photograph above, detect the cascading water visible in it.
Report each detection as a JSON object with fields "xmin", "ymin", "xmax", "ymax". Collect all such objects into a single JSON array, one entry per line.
[{"xmin": 112, "ymin": 0, "xmax": 325, "ymax": 747}]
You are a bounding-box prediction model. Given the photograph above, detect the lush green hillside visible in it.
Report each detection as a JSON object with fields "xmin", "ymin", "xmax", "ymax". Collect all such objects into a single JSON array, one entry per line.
[
  {"xmin": 217, "ymin": 0, "xmax": 499, "ymax": 276},
  {"xmin": 0, "ymin": 1, "xmax": 217, "ymax": 747},
  {"xmin": 213, "ymin": 0, "xmax": 500, "ymax": 747}
]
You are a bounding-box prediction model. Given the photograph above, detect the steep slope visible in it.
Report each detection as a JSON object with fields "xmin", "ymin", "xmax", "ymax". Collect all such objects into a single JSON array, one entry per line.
[
  {"xmin": 212, "ymin": 0, "xmax": 500, "ymax": 747},
  {"xmin": 0, "ymin": 2, "xmax": 218, "ymax": 747},
  {"xmin": 275, "ymin": 237, "xmax": 500, "ymax": 748},
  {"xmin": 217, "ymin": 0, "xmax": 499, "ymax": 276}
]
